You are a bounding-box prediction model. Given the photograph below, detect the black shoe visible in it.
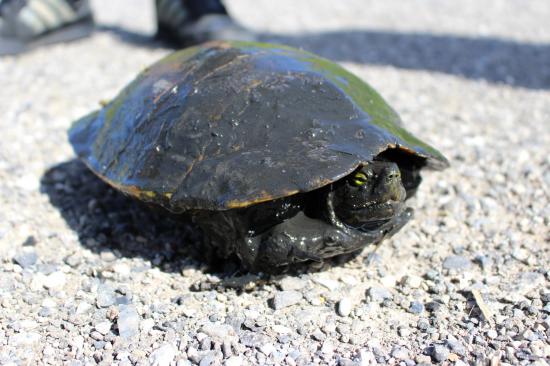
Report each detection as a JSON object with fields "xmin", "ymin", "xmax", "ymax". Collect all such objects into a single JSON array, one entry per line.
[
  {"xmin": 0, "ymin": 0, "xmax": 94, "ymax": 56},
  {"xmin": 155, "ymin": 0, "xmax": 255, "ymax": 47}
]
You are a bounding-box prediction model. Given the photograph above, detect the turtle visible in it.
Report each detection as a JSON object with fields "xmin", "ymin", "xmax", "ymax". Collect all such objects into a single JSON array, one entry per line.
[{"xmin": 69, "ymin": 41, "xmax": 448, "ymax": 272}]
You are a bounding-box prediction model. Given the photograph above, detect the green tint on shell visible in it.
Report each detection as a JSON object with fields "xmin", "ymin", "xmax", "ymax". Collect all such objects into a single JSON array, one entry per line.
[
  {"xmin": 232, "ymin": 41, "xmax": 447, "ymax": 164},
  {"xmin": 299, "ymin": 56, "xmax": 446, "ymax": 161}
]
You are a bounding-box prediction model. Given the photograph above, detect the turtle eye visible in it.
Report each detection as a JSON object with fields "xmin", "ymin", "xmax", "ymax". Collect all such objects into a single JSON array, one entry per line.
[{"xmin": 351, "ymin": 171, "xmax": 368, "ymax": 186}]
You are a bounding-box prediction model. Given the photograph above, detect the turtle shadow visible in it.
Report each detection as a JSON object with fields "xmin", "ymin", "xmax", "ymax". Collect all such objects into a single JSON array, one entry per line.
[
  {"xmin": 99, "ymin": 25, "xmax": 550, "ymax": 90},
  {"xmin": 95, "ymin": 25, "xmax": 173, "ymax": 50},
  {"xmin": 259, "ymin": 30, "xmax": 550, "ymax": 90},
  {"xmin": 39, "ymin": 159, "xmax": 341, "ymax": 286},
  {"xmin": 40, "ymin": 160, "xmax": 362, "ymax": 287},
  {"xmin": 39, "ymin": 159, "xmax": 242, "ymax": 277}
]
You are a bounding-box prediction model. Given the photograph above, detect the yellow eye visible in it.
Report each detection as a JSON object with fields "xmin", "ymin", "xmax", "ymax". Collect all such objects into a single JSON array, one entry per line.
[{"xmin": 352, "ymin": 171, "xmax": 368, "ymax": 186}]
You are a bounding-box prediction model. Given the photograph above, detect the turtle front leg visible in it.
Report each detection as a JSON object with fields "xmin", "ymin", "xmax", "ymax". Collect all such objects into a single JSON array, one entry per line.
[{"xmin": 240, "ymin": 209, "xmax": 412, "ymax": 271}]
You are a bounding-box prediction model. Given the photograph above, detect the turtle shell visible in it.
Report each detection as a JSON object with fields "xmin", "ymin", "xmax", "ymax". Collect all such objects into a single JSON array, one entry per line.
[{"xmin": 69, "ymin": 41, "xmax": 448, "ymax": 212}]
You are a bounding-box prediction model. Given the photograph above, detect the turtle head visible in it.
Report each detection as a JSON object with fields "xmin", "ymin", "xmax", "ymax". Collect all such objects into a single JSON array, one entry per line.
[{"xmin": 332, "ymin": 161, "xmax": 408, "ymax": 231}]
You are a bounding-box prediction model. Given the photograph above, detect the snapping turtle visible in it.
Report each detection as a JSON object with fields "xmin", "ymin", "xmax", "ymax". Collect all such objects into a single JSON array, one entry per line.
[{"xmin": 69, "ymin": 41, "xmax": 448, "ymax": 271}]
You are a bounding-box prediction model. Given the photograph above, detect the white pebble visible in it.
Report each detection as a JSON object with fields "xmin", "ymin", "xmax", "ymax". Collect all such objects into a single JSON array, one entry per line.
[
  {"xmin": 272, "ymin": 324, "xmax": 292, "ymax": 334},
  {"xmin": 149, "ymin": 343, "xmax": 177, "ymax": 366},
  {"xmin": 141, "ymin": 318, "xmax": 155, "ymax": 333},
  {"xmin": 43, "ymin": 271, "xmax": 66, "ymax": 290},
  {"xmin": 95, "ymin": 321, "xmax": 112, "ymax": 335},
  {"xmin": 224, "ymin": 356, "xmax": 242, "ymax": 366},
  {"xmin": 117, "ymin": 305, "xmax": 140, "ymax": 340},
  {"xmin": 337, "ymin": 298, "xmax": 353, "ymax": 317}
]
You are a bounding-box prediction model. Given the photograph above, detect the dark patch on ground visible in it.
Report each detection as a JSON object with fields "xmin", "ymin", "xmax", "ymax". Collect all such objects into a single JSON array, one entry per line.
[{"xmin": 39, "ymin": 159, "xmax": 243, "ymax": 275}]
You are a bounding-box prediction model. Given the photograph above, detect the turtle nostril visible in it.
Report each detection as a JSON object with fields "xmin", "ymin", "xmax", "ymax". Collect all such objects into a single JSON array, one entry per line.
[{"xmin": 387, "ymin": 173, "xmax": 398, "ymax": 181}]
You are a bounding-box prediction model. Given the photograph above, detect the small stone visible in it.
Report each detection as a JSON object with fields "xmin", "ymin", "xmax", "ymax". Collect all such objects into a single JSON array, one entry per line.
[
  {"xmin": 398, "ymin": 327, "xmax": 411, "ymax": 337},
  {"xmin": 259, "ymin": 343, "xmax": 275, "ymax": 356},
  {"xmin": 17, "ymin": 174, "xmax": 39, "ymax": 191},
  {"xmin": 239, "ymin": 331, "xmax": 270, "ymax": 348},
  {"xmin": 425, "ymin": 270, "xmax": 440, "ymax": 280},
  {"xmin": 442, "ymin": 255, "xmax": 471, "ymax": 271},
  {"xmin": 357, "ymin": 349, "xmax": 376, "ymax": 364},
  {"xmin": 38, "ymin": 306, "xmax": 53, "ymax": 317},
  {"xmin": 96, "ymin": 284, "xmax": 116, "ymax": 308},
  {"xmin": 474, "ymin": 254, "xmax": 491, "ymax": 270},
  {"xmin": 380, "ymin": 275, "xmax": 397, "ymax": 288},
  {"xmin": 113, "ymin": 263, "xmax": 131, "ymax": 277},
  {"xmin": 22, "ymin": 235, "xmax": 37, "ymax": 246},
  {"xmin": 9, "ymin": 332, "xmax": 41, "ymax": 346},
  {"xmin": 90, "ymin": 331, "xmax": 103, "ymax": 341},
  {"xmin": 445, "ymin": 339, "xmax": 466, "ymax": 356},
  {"xmin": 311, "ymin": 329, "xmax": 325, "ymax": 341},
  {"xmin": 447, "ymin": 353, "xmax": 459, "ymax": 362},
  {"xmin": 13, "ymin": 248, "xmax": 38, "ymax": 268},
  {"xmin": 201, "ymin": 323, "xmax": 236, "ymax": 342},
  {"xmin": 408, "ymin": 301, "xmax": 424, "ymax": 314},
  {"xmin": 512, "ymin": 248, "xmax": 529, "ymax": 262},
  {"xmin": 43, "ymin": 271, "xmax": 66, "ymax": 290},
  {"xmin": 320, "ymin": 340, "xmax": 334, "ymax": 354},
  {"xmin": 187, "ymin": 347, "xmax": 200, "ymax": 364},
  {"xmin": 222, "ymin": 340, "xmax": 233, "ymax": 358},
  {"xmin": 272, "ymin": 324, "xmax": 292, "ymax": 334},
  {"xmin": 337, "ymin": 298, "xmax": 353, "ymax": 317},
  {"xmin": 431, "ymin": 345, "xmax": 449, "ymax": 363},
  {"xmin": 141, "ymin": 318, "xmax": 155, "ymax": 333},
  {"xmin": 339, "ymin": 274, "xmax": 359, "ymax": 286},
  {"xmin": 426, "ymin": 301, "xmax": 444, "ymax": 312},
  {"xmin": 71, "ymin": 335, "xmax": 84, "ymax": 350},
  {"xmin": 41, "ymin": 298, "xmax": 56, "ymax": 308},
  {"xmin": 522, "ymin": 329, "xmax": 538, "ymax": 341},
  {"xmin": 486, "ymin": 329, "xmax": 498, "ymax": 339},
  {"xmin": 76, "ymin": 301, "xmax": 92, "ymax": 315},
  {"xmin": 225, "ymin": 315, "xmax": 245, "ymax": 332},
  {"xmin": 199, "ymin": 351, "xmax": 219, "ymax": 366},
  {"xmin": 64, "ymin": 253, "xmax": 81, "ymax": 268},
  {"xmin": 199, "ymin": 336, "xmax": 210, "ymax": 350},
  {"xmin": 224, "ymin": 356, "xmax": 242, "ymax": 366},
  {"xmin": 416, "ymin": 354, "xmax": 432, "ymax": 364},
  {"xmin": 271, "ymin": 291, "xmax": 303, "ymax": 310},
  {"xmin": 367, "ymin": 287, "xmax": 392, "ymax": 302},
  {"xmin": 117, "ymin": 304, "xmax": 140, "ymax": 339},
  {"xmin": 312, "ymin": 276, "xmax": 339, "ymax": 291},
  {"xmin": 401, "ymin": 275, "xmax": 422, "ymax": 289},
  {"xmin": 288, "ymin": 349, "xmax": 301, "ymax": 360},
  {"xmin": 100, "ymin": 251, "xmax": 117, "ymax": 262},
  {"xmin": 391, "ymin": 346, "xmax": 410, "ymax": 360},
  {"xmin": 95, "ymin": 321, "xmax": 112, "ymax": 335},
  {"xmin": 149, "ymin": 343, "xmax": 177, "ymax": 366},
  {"xmin": 17, "ymin": 319, "xmax": 38, "ymax": 330},
  {"xmin": 417, "ymin": 318, "xmax": 430, "ymax": 331},
  {"xmin": 279, "ymin": 277, "xmax": 306, "ymax": 291}
]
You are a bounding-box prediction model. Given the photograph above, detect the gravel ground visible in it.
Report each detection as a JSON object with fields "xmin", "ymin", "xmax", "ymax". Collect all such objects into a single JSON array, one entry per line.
[{"xmin": 1, "ymin": 1, "xmax": 549, "ymax": 365}]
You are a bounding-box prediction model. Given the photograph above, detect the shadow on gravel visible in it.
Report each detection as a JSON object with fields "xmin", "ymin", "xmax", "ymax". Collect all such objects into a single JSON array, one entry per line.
[
  {"xmin": 96, "ymin": 25, "xmax": 172, "ymax": 49},
  {"xmin": 40, "ymin": 159, "xmax": 243, "ymax": 277},
  {"xmin": 98, "ymin": 26, "xmax": 550, "ymax": 90},
  {"xmin": 262, "ymin": 30, "xmax": 550, "ymax": 90},
  {"xmin": 40, "ymin": 160, "xmax": 358, "ymax": 286}
]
